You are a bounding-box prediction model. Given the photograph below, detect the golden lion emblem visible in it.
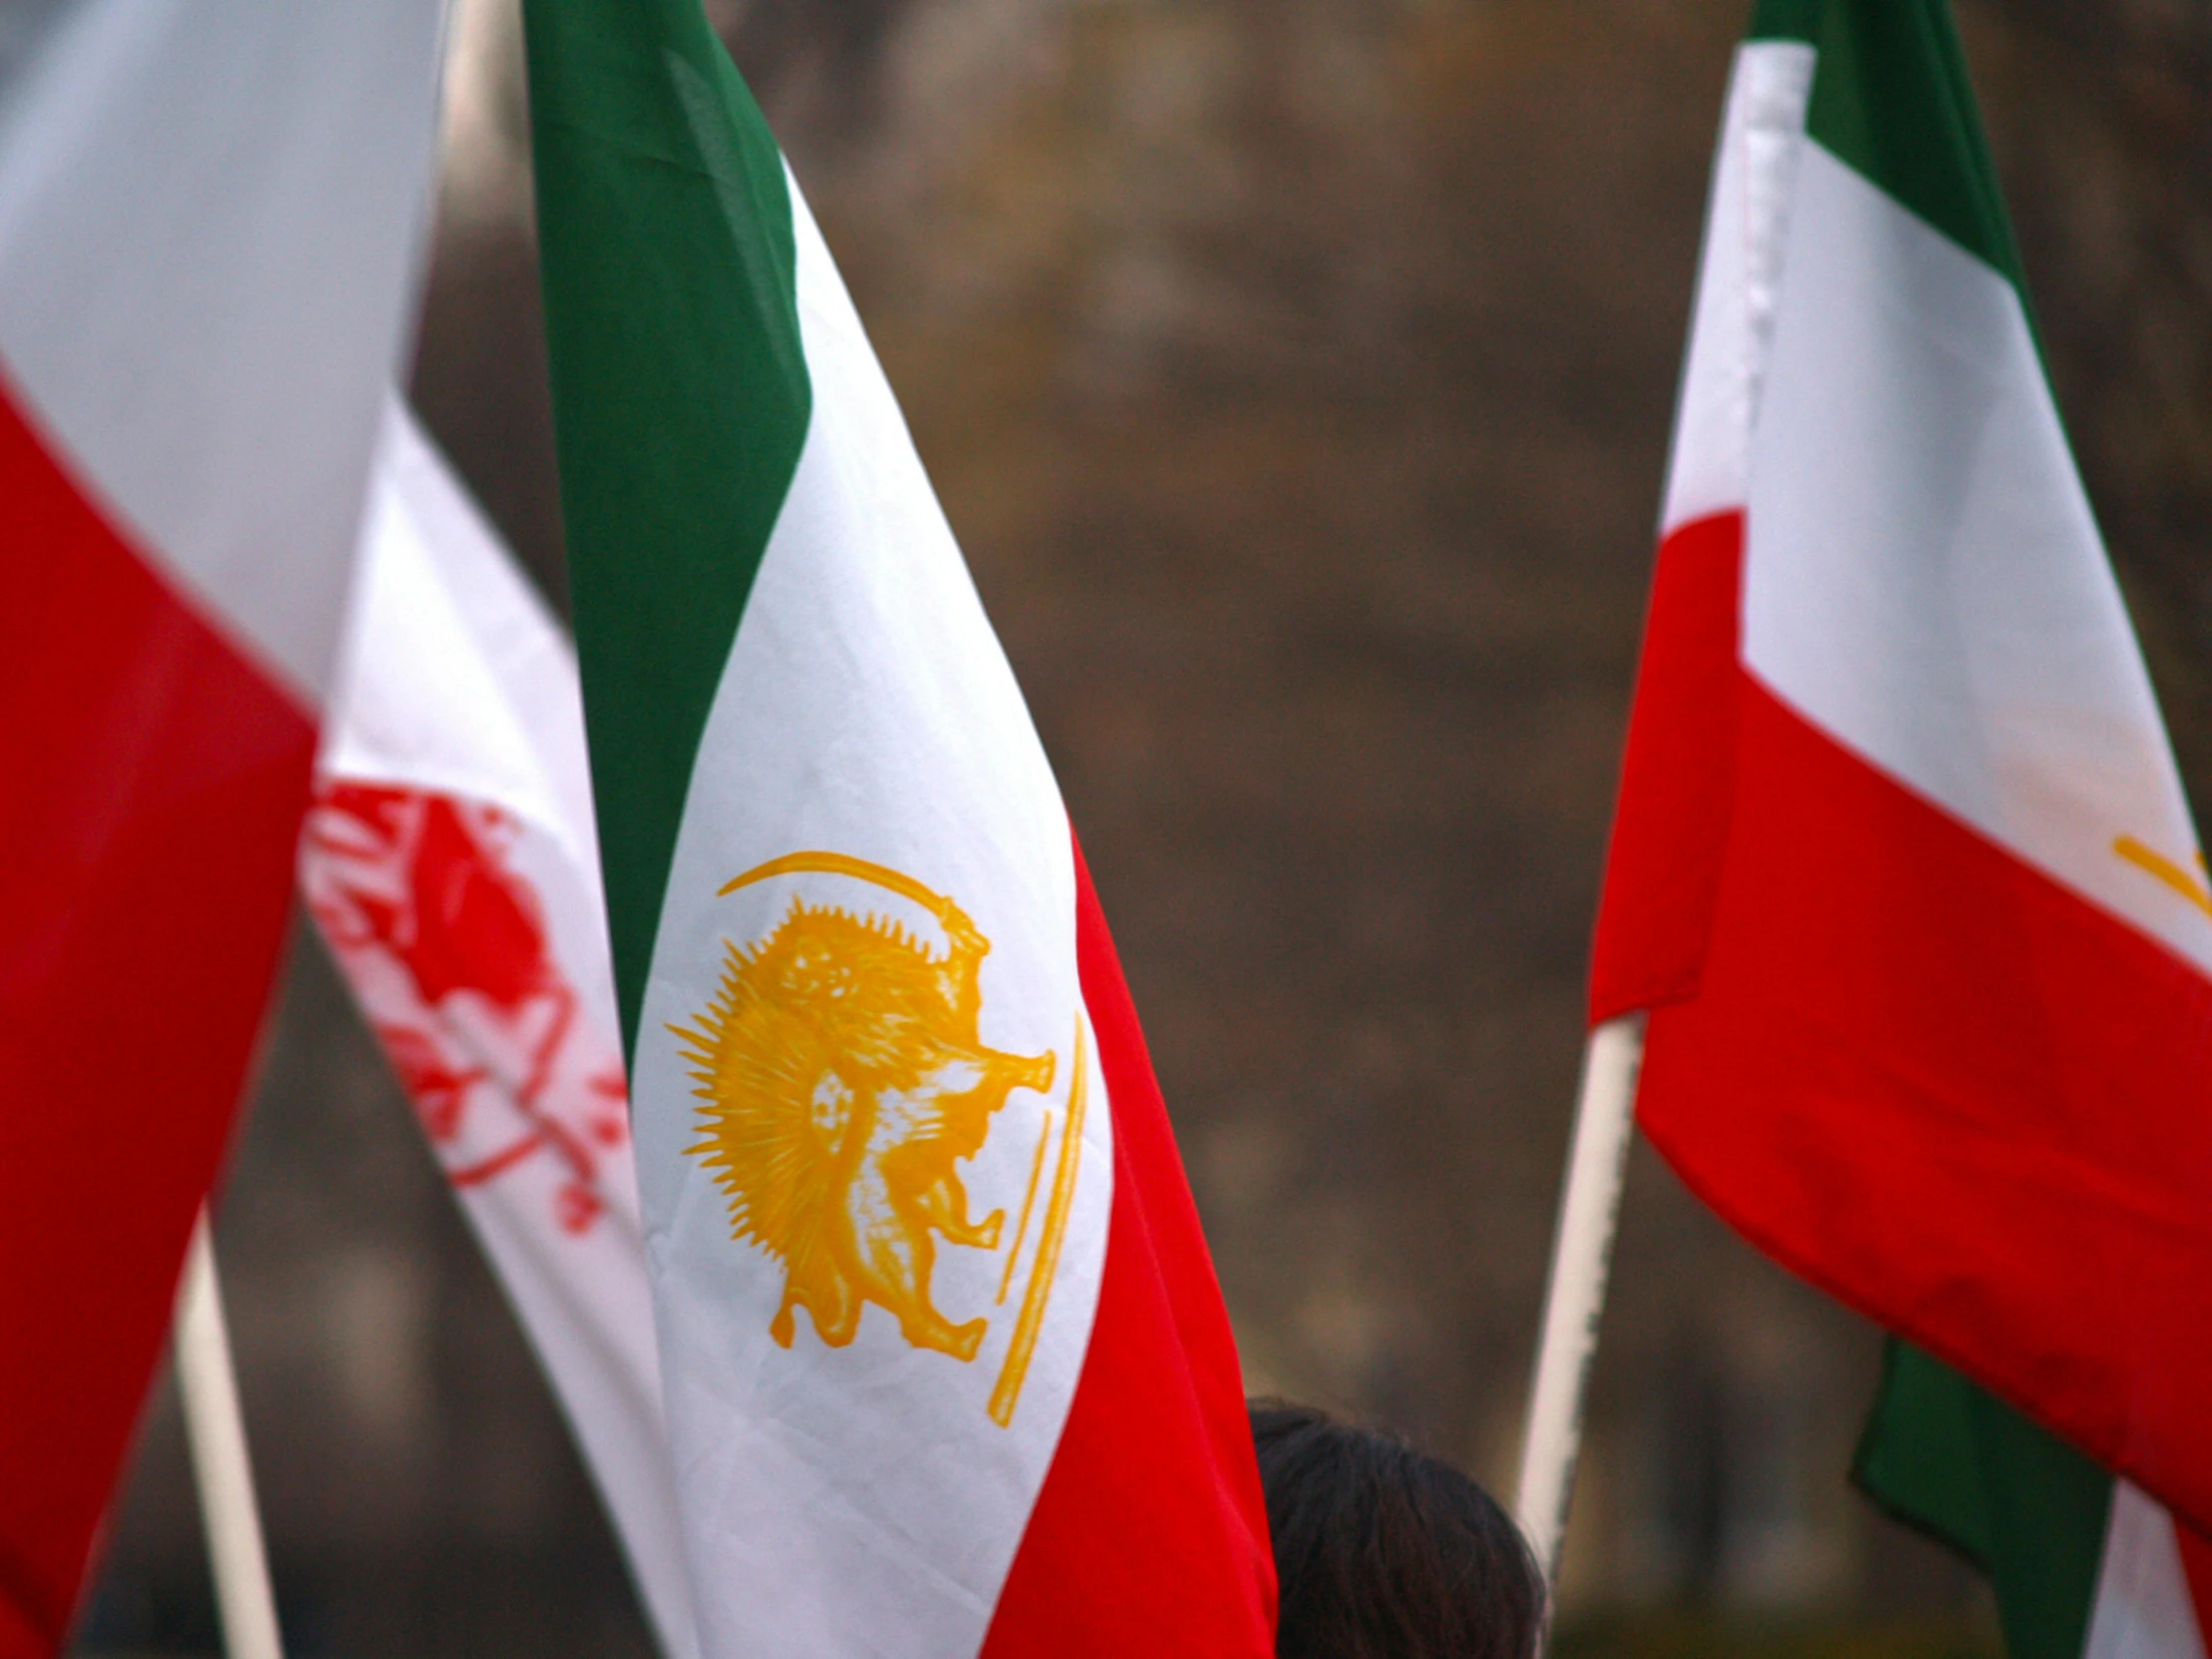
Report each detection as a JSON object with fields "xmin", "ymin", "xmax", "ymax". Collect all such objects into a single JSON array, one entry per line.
[{"xmin": 673, "ymin": 852, "xmax": 1056, "ymax": 1365}]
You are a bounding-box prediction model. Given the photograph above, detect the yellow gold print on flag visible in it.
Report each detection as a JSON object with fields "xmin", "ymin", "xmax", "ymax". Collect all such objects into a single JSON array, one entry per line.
[
  {"xmin": 2113, "ymin": 834, "xmax": 2212, "ymax": 920},
  {"xmin": 989, "ymin": 1011, "xmax": 1088, "ymax": 1427},
  {"xmin": 671, "ymin": 851, "xmax": 1082, "ymax": 1424}
]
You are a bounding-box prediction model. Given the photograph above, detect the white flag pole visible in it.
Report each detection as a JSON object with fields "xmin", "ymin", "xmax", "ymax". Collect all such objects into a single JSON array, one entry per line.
[
  {"xmin": 174, "ymin": 1209, "xmax": 285, "ymax": 1659},
  {"xmin": 1513, "ymin": 1013, "xmax": 1645, "ymax": 1588}
]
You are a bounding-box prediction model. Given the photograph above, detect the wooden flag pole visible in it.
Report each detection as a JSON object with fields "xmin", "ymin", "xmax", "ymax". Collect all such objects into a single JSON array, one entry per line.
[
  {"xmin": 1513, "ymin": 1014, "xmax": 1645, "ymax": 1589},
  {"xmin": 174, "ymin": 1210, "xmax": 284, "ymax": 1659}
]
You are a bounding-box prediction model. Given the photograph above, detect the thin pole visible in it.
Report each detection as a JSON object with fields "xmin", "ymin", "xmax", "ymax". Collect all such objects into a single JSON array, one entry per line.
[
  {"xmin": 174, "ymin": 1210, "xmax": 284, "ymax": 1659},
  {"xmin": 1513, "ymin": 1014, "xmax": 1645, "ymax": 1588}
]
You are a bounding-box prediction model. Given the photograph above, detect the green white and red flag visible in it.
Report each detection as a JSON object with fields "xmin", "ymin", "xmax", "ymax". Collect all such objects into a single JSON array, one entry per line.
[
  {"xmin": 0, "ymin": 6, "xmax": 443, "ymax": 1651},
  {"xmin": 1591, "ymin": 0, "xmax": 2212, "ymax": 1633},
  {"xmin": 1861, "ymin": 1342, "xmax": 2210, "ymax": 1659},
  {"xmin": 520, "ymin": 2, "xmax": 1275, "ymax": 1654},
  {"xmin": 302, "ymin": 402, "xmax": 697, "ymax": 1659}
]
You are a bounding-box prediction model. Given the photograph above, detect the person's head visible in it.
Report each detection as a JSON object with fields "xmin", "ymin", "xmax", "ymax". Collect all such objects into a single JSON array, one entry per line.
[{"xmin": 1250, "ymin": 1400, "xmax": 1545, "ymax": 1659}]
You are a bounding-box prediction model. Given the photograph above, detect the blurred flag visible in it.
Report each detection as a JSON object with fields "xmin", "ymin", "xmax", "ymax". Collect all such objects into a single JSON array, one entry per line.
[
  {"xmin": 520, "ymin": 2, "xmax": 1275, "ymax": 1654},
  {"xmin": 0, "ymin": 5, "xmax": 443, "ymax": 1650},
  {"xmin": 1859, "ymin": 1343, "xmax": 2210, "ymax": 1659},
  {"xmin": 300, "ymin": 401, "xmax": 699, "ymax": 1659},
  {"xmin": 1590, "ymin": 0, "xmax": 2212, "ymax": 1578}
]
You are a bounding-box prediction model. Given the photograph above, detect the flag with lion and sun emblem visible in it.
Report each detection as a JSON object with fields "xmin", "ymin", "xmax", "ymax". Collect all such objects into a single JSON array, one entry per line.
[{"xmin": 520, "ymin": 2, "xmax": 1276, "ymax": 1654}]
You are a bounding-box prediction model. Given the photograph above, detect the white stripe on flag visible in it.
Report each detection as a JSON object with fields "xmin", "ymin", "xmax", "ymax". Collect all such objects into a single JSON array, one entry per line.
[
  {"xmin": 0, "ymin": 0, "xmax": 443, "ymax": 704},
  {"xmin": 1660, "ymin": 39, "xmax": 1813, "ymax": 536},
  {"xmin": 1745, "ymin": 140, "xmax": 2212, "ymax": 977},
  {"xmin": 306, "ymin": 402, "xmax": 700, "ymax": 1659},
  {"xmin": 2086, "ymin": 1485, "xmax": 2209, "ymax": 1659}
]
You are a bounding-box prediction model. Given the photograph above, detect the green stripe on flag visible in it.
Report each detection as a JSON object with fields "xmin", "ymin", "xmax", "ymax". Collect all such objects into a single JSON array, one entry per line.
[
  {"xmin": 1857, "ymin": 1342, "xmax": 2111, "ymax": 1659},
  {"xmin": 523, "ymin": 0, "xmax": 812, "ymax": 1057},
  {"xmin": 1747, "ymin": 0, "xmax": 1825, "ymax": 44},
  {"xmin": 1744, "ymin": 0, "xmax": 2026, "ymax": 288}
]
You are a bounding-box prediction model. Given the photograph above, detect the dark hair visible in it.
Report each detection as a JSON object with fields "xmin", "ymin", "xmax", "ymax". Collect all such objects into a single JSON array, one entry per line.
[{"xmin": 1250, "ymin": 1401, "xmax": 1545, "ymax": 1659}]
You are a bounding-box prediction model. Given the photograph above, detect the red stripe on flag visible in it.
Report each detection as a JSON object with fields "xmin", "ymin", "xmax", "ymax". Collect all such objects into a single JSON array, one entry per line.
[
  {"xmin": 1636, "ymin": 675, "xmax": 2212, "ymax": 1533},
  {"xmin": 981, "ymin": 835, "xmax": 1276, "ymax": 1658},
  {"xmin": 0, "ymin": 378, "xmax": 314, "ymax": 1655},
  {"xmin": 1589, "ymin": 510, "xmax": 1744, "ymax": 1025}
]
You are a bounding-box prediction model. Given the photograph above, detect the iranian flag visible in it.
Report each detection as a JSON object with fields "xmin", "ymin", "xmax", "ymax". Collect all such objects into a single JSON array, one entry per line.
[
  {"xmin": 520, "ymin": 2, "xmax": 1276, "ymax": 1655},
  {"xmin": 1592, "ymin": 0, "xmax": 2212, "ymax": 1611},
  {"xmin": 0, "ymin": 5, "xmax": 443, "ymax": 1651},
  {"xmin": 301, "ymin": 401, "xmax": 697, "ymax": 1659}
]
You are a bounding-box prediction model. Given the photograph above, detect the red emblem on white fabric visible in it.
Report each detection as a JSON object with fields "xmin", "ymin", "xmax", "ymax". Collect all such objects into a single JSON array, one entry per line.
[{"xmin": 301, "ymin": 782, "xmax": 629, "ymax": 1234}]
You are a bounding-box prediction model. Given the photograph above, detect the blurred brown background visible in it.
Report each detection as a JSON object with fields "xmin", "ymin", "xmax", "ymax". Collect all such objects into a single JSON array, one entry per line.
[{"xmin": 78, "ymin": 0, "xmax": 2212, "ymax": 1654}]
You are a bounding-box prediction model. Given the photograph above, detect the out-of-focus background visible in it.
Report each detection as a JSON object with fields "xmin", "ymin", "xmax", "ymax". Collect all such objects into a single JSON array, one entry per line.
[{"xmin": 76, "ymin": 1, "xmax": 2212, "ymax": 1654}]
